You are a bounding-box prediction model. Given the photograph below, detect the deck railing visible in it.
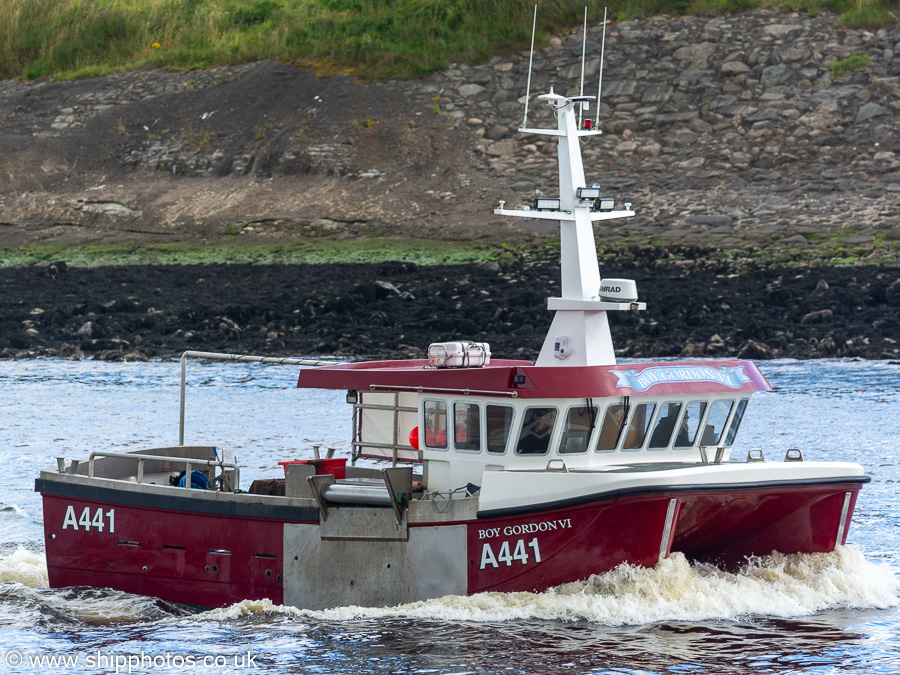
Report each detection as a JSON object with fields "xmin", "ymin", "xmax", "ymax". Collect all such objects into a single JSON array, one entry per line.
[{"xmin": 87, "ymin": 450, "xmax": 241, "ymax": 491}]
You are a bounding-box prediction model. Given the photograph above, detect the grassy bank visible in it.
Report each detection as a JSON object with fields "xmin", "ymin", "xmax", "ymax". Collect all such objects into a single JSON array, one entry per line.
[
  {"xmin": 2, "ymin": 0, "xmax": 895, "ymax": 81},
  {"xmin": 2, "ymin": 234, "xmax": 896, "ymax": 269},
  {"xmin": 0, "ymin": 239, "xmax": 501, "ymax": 267}
]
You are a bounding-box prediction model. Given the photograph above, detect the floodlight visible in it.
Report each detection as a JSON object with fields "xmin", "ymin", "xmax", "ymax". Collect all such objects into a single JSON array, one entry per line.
[{"xmin": 533, "ymin": 197, "xmax": 561, "ymax": 211}]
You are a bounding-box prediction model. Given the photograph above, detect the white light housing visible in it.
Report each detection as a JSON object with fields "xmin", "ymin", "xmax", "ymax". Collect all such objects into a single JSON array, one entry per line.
[
  {"xmin": 576, "ymin": 187, "xmax": 601, "ymax": 200},
  {"xmin": 553, "ymin": 335, "xmax": 571, "ymax": 359},
  {"xmin": 533, "ymin": 197, "xmax": 561, "ymax": 211},
  {"xmin": 599, "ymin": 278, "xmax": 638, "ymax": 303},
  {"xmin": 595, "ymin": 197, "xmax": 615, "ymax": 212}
]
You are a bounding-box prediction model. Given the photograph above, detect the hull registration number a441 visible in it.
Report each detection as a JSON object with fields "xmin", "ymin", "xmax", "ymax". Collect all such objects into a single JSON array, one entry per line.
[
  {"xmin": 479, "ymin": 537, "xmax": 541, "ymax": 570},
  {"xmin": 61, "ymin": 505, "xmax": 115, "ymax": 533},
  {"xmin": 476, "ymin": 518, "xmax": 572, "ymax": 570}
]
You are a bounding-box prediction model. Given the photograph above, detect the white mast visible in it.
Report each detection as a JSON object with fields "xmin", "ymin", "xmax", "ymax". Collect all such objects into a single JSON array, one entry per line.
[{"xmin": 496, "ymin": 12, "xmax": 642, "ymax": 367}]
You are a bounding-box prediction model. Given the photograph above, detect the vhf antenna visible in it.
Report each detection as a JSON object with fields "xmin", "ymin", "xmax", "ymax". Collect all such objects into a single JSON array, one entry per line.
[
  {"xmin": 594, "ymin": 7, "xmax": 608, "ymax": 127},
  {"xmin": 578, "ymin": 7, "xmax": 588, "ymax": 128},
  {"xmin": 520, "ymin": 4, "xmax": 538, "ymax": 131}
]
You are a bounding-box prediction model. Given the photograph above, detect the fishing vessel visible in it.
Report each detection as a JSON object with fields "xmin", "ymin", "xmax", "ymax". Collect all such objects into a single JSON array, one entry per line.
[{"xmin": 35, "ymin": 15, "xmax": 869, "ymax": 610}]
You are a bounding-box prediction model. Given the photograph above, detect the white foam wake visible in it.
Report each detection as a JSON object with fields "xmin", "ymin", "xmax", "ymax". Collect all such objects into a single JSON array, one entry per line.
[
  {"xmin": 200, "ymin": 547, "xmax": 899, "ymax": 625},
  {"xmin": 0, "ymin": 546, "xmax": 48, "ymax": 588}
]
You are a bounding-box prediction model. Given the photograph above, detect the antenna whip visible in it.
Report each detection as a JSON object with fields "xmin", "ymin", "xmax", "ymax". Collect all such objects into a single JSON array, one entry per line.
[
  {"xmin": 521, "ymin": 4, "xmax": 538, "ymax": 130},
  {"xmin": 594, "ymin": 7, "xmax": 608, "ymax": 127},
  {"xmin": 579, "ymin": 7, "xmax": 587, "ymax": 128}
]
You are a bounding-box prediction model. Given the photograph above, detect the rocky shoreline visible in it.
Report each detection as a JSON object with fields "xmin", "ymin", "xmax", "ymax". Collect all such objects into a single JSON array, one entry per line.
[
  {"xmin": 1, "ymin": 11, "xmax": 899, "ymax": 362},
  {"xmin": 2, "ymin": 259, "xmax": 898, "ymax": 362}
]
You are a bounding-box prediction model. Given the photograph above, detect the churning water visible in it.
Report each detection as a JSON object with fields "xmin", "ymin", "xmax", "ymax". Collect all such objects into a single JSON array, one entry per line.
[{"xmin": 0, "ymin": 358, "xmax": 898, "ymax": 674}]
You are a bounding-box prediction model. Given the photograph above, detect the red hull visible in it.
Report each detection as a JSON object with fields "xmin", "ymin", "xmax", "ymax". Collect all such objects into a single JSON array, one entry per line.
[
  {"xmin": 673, "ymin": 484, "xmax": 860, "ymax": 567},
  {"xmin": 466, "ymin": 494, "xmax": 676, "ymax": 594},
  {"xmin": 41, "ymin": 480, "xmax": 863, "ymax": 608},
  {"xmin": 42, "ymin": 494, "xmax": 310, "ymax": 607}
]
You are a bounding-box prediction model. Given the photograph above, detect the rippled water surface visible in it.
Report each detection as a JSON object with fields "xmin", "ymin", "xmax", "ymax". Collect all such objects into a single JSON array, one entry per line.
[{"xmin": 1, "ymin": 358, "xmax": 898, "ymax": 674}]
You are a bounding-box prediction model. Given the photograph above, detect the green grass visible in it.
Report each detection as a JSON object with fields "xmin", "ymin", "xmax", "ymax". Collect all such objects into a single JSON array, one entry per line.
[
  {"xmin": 2, "ymin": 0, "xmax": 896, "ymax": 82},
  {"xmin": 1, "ymin": 0, "xmax": 608, "ymax": 81},
  {"xmin": 2, "ymin": 234, "xmax": 897, "ymax": 269},
  {"xmin": 0, "ymin": 239, "xmax": 499, "ymax": 267},
  {"xmin": 839, "ymin": 0, "xmax": 896, "ymax": 27},
  {"xmin": 829, "ymin": 52, "xmax": 871, "ymax": 78}
]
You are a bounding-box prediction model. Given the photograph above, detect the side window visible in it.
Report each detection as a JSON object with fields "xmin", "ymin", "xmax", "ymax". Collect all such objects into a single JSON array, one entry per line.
[
  {"xmin": 516, "ymin": 407, "xmax": 557, "ymax": 455},
  {"xmin": 486, "ymin": 405, "xmax": 514, "ymax": 454},
  {"xmin": 424, "ymin": 400, "xmax": 448, "ymax": 450},
  {"xmin": 596, "ymin": 404, "xmax": 627, "ymax": 452},
  {"xmin": 724, "ymin": 398, "xmax": 750, "ymax": 447},
  {"xmin": 559, "ymin": 405, "xmax": 598, "ymax": 454},
  {"xmin": 699, "ymin": 399, "xmax": 734, "ymax": 446},
  {"xmin": 674, "ymin": 401, "xmax": 707, "ymax": 448},
  {"xmin": 648, "ymin": 402, "xmax": 682, "ymax": 450},
  {"xmin": 623, "ymin": 403, "xmax": 657, "ymax": 451},
  {"xmin": 453, "ymin": 402, "xmax": 481, "ymax": 452}
]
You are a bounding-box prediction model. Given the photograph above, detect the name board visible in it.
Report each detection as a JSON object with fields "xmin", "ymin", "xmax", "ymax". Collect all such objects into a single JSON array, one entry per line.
[{"xmin": 610, "ymin": 365, "xmax": 751, "ymax": 392}]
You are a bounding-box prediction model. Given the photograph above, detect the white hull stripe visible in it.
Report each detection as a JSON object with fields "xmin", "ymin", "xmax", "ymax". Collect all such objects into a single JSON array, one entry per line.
[
  {"xmin": 834, "ymin": 491, "xmax": 853, "ymax": 550},
  {"xmin": 658, "ymin": 498, "xmax": 679, "ymax": 561}
]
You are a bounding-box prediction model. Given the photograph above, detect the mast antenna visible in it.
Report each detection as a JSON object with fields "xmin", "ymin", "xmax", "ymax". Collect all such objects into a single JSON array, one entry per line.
[
  {"xmin": 594, "ymin": 7, "xmax": 608, "ymax": 126},
  {"xmin": 521, "ymin": 4, "xmax": 538, "ymax": 130},
  {"xmin": 579, "ymin": 6, "xmax": 588, "ymax": 128}
]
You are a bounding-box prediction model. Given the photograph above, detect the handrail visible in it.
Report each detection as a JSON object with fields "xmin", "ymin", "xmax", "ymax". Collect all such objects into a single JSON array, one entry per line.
[
  {"xmin": 351, "ymin": 441, "xmax": 417, "ymax": 452},
  {"xmin": 179, "ymin": 351, "xmax": 337, "ymax": 446},
  {"xmin": 88, "ymin": 450, "xmax": 241, "ymax": 491},
  {"xmin": 368, "ymin": 384, "xmax": 519, "ymax": 398},
  {"xmin": 353, "ymin": 403, "xmax": 417, "ymax": 414}
]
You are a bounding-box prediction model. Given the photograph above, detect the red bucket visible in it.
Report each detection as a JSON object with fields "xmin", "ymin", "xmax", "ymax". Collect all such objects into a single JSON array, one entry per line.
[{"xmin": 278, "ymin": 458, "xmax": 347, "ymax": 479}]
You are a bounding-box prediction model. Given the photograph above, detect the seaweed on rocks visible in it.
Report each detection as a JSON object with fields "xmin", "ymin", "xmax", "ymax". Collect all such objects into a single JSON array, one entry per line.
[{"xmin": 1, "ymin": 262, "xmax": 897, "ymax": 361}]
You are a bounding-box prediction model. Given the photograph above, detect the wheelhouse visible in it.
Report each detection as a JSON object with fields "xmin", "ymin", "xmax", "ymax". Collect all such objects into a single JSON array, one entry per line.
[{"xmin": 317, "ymin": 358, "xmax": 767, "ymax": 494}]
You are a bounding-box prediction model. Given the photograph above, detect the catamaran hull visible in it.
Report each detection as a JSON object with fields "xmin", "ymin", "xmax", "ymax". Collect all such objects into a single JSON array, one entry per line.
[
  {"xmin": 37, "ymin": 477, "xmax": 865, "ymax": 609},
  {"xmin": 673, "ymin": 482, "xmax": 862, "ymax": 567}
]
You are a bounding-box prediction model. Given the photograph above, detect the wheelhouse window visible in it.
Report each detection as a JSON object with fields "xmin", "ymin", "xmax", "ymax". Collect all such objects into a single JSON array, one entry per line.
[
  {"xmin": 515, "ymin": 407, "xmax": 557, "ymax": 455},
  {"xmin": 674, "ymin": 400, "xmax": 707, "ymax": 449},
  {"xmin": 723, "ymin": 398, "xmax": 750, "ymax": 447},
  {"xmin": 423, "ymin": 400, "xmax": 448, "ymax": 450},
  {"xmin": 453, "ymin": 402, "xmax": 481, "ymax": 452},
  {"xmin": 559, "ymin": 405, "xmax": 598, "ymax": 454},
  {"xmin": 486, "ymin": 405, "xmax": 514, "ymax": 454},
  {"xmin": 648, "ymin": 402, "xmax": 683, "ymax": 450},
  {"xmin": 596, "ymin": 403, "xmax": 627, "ymax": 452},
  {"xmin": 699, "ymin": 399, "xmax": 734, "ymax": 446},
  {"xmin": 623, "ymin": 402, "xmax": 657, "ymax": 451}
]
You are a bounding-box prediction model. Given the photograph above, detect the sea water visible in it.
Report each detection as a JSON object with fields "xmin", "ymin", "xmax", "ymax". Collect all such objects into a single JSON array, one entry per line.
[{"xmin": 0, "ymin": 358, "xmax": 898, "ymax": 674}]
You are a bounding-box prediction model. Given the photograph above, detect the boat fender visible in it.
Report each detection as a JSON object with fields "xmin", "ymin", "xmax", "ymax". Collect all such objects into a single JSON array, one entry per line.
[{"xmin": 170, "ymin": 469, "xmax": 211, "ymax": 490}]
